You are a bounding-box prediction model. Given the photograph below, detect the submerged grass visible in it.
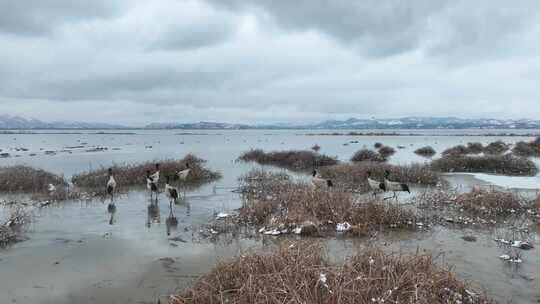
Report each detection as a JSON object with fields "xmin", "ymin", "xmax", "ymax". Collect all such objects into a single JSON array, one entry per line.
[
  {"xmin": 237, "ymin": 170, "xmax": 417, "ymax": 236},
  {"xmin": 431, "ymin": 154, "xmax": 537, "ymax": 176},
  {"xmin": 238, "ymin": 149, "xmax": 338, "ymax": 170},
  {"xmin": 0, "ymin": 166, "xmax": 65, "ymax": 193},
  {"xmin": 170, "ymin": 242, "xmax": 492, "ymax": 304},
  {"xmin": 319, "ymin": 162, "xmax": 439, "ymax": 193},
  {"xmin": 72, "ymin": 154, "xmax": 221, "ymax": 193}
]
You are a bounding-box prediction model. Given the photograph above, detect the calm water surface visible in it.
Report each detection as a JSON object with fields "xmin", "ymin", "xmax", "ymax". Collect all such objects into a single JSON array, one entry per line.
[{"xmin": 1, "ymin": 129, "xmax": 540, "ymax": 303}]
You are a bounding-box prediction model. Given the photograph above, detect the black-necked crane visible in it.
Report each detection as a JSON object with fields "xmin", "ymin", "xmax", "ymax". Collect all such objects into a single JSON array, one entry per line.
[
  {"xmin": 165, "ymin": 176, "xmax": 179, "ymax": 208},
  {"xmin": 176, "ymin": 163, "xmax": 191, "ymax": 181},
  {"xmin": 106, "ymin": 168, "xmax": 116, "ymax": 202},
  {"xmin": 383, "ymin": 170, "xmax": 410, "ymax": 200},
  {"xmin": 146, "ymin": 170, "xmax": 158, "ymax": 199},
  {"xmin": 366, "ymin": 171, "xmax": 386, "ymax": 196},
  {"xmin": 311, "ymin": 170, "xmax": 333, "ymax": 189},
  {"xmin": 151, "ymin": 163, "xmax": 160, "ymax": 183}
]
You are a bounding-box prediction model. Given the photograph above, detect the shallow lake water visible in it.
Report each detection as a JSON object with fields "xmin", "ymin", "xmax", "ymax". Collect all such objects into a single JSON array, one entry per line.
[{"xmin": 1, "ymin": 129, "xmax": 540, "ymax": 303}]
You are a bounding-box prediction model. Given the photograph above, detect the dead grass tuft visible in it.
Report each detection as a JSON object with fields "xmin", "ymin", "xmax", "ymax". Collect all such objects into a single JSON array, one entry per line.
[
  {"xmin": 237, "ymin": 170, "xmax": 417, "ymax": 235},
  {"xmin": 170, "ymin": 242, "xmax": 492, "ymax": 304},
  {"xmin": 351, "ymin": 149, "xmax": 386, "ymax": 162},
  {"xmin": 0, "ymin": 166, "xmax": 65, "ymax": 193},
  {"xmin": 377, "ymin": 146, "xmax": 396, "ymax": 158},
  {"xmin": 238, "ymin": 149, "xmax": 338, "ymax": 170},
  {"xmin": 466, "ymin": 142, "xmax": 484, "ymax": 154},
  {"xmin": 415, "ymin": 146, "xmax": 437, "ymax": 157},
  {"xmin": 1, "ymin": 207, "xmax": 31, "ymax": 247},
  {"xmin": 512, "ymin": 137, "xmax": 540, "ymax": 157},
  {"xmin": 431, "ymin": 154, "xmax": 537, "ymax": 176},
  {"xmin": 483, "ymin": 140, "xmax": 509, "ymax": 155},
  {"xmin": 454, "ymin": 190, "xmax": 523, "ymax": 218},
  {"xmin": 320, "ymin": 162, "xmax": 439, "ymax": 193}
]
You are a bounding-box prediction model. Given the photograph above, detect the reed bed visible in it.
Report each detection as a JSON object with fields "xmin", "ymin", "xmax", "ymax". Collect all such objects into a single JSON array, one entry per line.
[
  {"xmin": 0, "ymin": 166, "xmax": 65, "ymax": 193},
  {"xmin": 483, "ymin": 140, "xmax": 509, "ymax": 155},
  {"xmin": 170, "ymin": 242, "xmax": 492, "ymax": 304},
  {"xmin": 442, "ymin": 145, "xmax": 469, "ymax": 156},
  {"xmin": 238, "ymin": 149, "xmax": 338, "ymax": 170},
  {"xmin": 453, "ymin": 190, "xmax": 523, "ymax": 218},
  {"xmin": 237, "ymin": 170, "xmax": 417, "ymax": 236},
  {"xmin": 414, "ymin": 146, "xmax": 437, "ymax": 157},
  {"xmin": 72, "ymin": 154, "xmax": 221, "ymax": 193},
  {"xmin": 351, "ymin": 149, "xmax": 386, "ymax": 162},
  {"xmin": 431, "ymin": 154, "xmax": 537, "ymax": 176},
  {"xmin": 319, "ymin": 162, "xmax": 439, "ymax": 193},
  {"xmin": 512, "ymin": 137, "xmax": 540, "ymax": 157},
  {"xmin": 377, "ymin": 146, "xmax": 396, "ymax": 158}
]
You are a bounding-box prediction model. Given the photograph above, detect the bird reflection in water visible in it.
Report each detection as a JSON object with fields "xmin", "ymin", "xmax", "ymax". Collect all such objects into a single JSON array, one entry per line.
[
  {"xmin": 165, "ymin": 204, "xmax": 178, "ymax": 236},
  {"xmin": 146, "ymin": 197, "xmax": 160, "ymax": 228},
  {"xmin": 107, "ymin": 202, "xmax": 116, "ymax": 225}
]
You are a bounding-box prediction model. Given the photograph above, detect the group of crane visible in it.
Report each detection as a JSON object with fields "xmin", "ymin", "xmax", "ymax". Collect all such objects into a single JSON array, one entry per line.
[
  {"xmin": 311, "ymin": 169, "xmax": 410, "ymax": 199},
  {"xmin": 105, "ymin": 163, "xmax": 192, "ymax": 219}
]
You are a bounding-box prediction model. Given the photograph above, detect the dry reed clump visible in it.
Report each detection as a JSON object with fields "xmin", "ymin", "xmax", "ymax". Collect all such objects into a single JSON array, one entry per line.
[
  {"xmin": 0, "ymin": 166, "xmax": 65, "ymax": 193},
  {"xmin": 483, "ymin": 140, "xmax": 509, "ymax": 155},
  {"xmin": 415, "ymin": 146, "xmax": 437, "ymax": 157},
  {"xmin": 431, "ymin": 154, "xmax": 537, "ymax": 176},
  {"xmin": 237, "ymin": 170, "xmax": 417, "ymax": 235},
  {"xmin": 453, "ymin": 190, "xmax": 523, "ymax": 218},
  {"xmin": 512, "ymin": 137, "xmax": 540, "ymax": 157},
  {"xmin": 72, "ymin": 154, "xmax": 221, "ymax": 192},
  {"xmin": 351, "ymin": 149, "xmax": 386, "ymax": 162},
  {"xmin": 237, "ymin": 149, "xmax": 338, "ymax": 170},
  {"xmin": 0, "ymin": 206, "xmax": 30, "ymax": 247},
  {"xmin": 320, "ymin": 162, "xmax": 439, "ymax": 193},
  {"xmin": 169, "ymin": 242, "xmax": 492, "ymax": 304},
  {"xmin": 442, "ymin": 145, "xmax": 469, "ymax": 156},
  {"xmin": 377, "ymin": 146, "xmax": 396, "ymax": 158},
  {"xmin": 466, "ymin": 142, "xmax": 484, "ymax": 154}
]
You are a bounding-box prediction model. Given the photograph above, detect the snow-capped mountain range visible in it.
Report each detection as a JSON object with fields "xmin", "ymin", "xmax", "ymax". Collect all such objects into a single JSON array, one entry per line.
[{"xmin": 2, "ymin": 115, "xmax": 540, "ymax": 130}]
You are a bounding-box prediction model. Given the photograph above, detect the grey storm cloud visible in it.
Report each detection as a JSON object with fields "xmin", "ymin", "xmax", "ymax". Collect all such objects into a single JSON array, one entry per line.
[
  {"xmin": 0, "ymin": 0, "xmax": 539, "ymax": 125},
  {"xmin": 0, "ymin": 0, "xmax": 122, "ymax": 36}
]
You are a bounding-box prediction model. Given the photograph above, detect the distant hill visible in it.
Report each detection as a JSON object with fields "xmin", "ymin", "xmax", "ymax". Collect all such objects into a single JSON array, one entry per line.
[
  {"xmin": 2, "ymin": 115, "xmax": 540, "ymax": 130},
  {"xmin": 0, "ymin": 115, "xmax": 126, "ymax": 129},
  {"xmin": 146, "ymin": 117, "xmax": 540, "ymax": 130}
]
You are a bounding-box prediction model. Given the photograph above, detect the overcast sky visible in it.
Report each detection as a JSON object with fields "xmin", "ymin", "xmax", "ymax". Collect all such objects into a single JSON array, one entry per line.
[{"xmin": 0, "ymin": 0, "xmax": 539, "ymax": 126}]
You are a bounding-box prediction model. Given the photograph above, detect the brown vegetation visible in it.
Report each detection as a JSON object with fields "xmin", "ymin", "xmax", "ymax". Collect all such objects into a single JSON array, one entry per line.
[
  {"xmin": 170, "ymin": 242, "xmax": 492, "ymax": 304},
  {"xmin": 319, "ymin": 162, "xmax": 439, "ymax": 193},
  {"xmin": 351, "ymin": 149, "xmax": 386, "ymax": 162},
  {"xmin": 466, "ymin": 142, "xmax": 484, "ymax": 154},
  {"xmin": 377, "ymin": 145, "xmax": 396, "ymax": 158},
  {"xmin": 238, "ymin": 149, "xmax": 338, "ymax": 170},
  {"xmin": 72, "ymin": 154, "xmax": 221, "ymax": 193},
  {"xmin": 237, "ymin": 170, "xmax": 417, "ymax": 236},
  {"xmin": 454, "ymin": 190, "xmax": 523, "ymax": 218},
  {"xmin": 0, "ymin": 207, "xmax": 30, "ymax": 247},
  {"xmin": 431, "ymin": 154, "xmax": 537, "ymax": 176},
  {"xmin": 483, "ymin": 140, "xmax": 509, "ymax": 155},
  {"xmin": 0, "ymin": 166, "xmax": 65, "ymax": 193},
  {"xmin": 512, "ymin": 137, "xmax": 540, "ymax": 157},
  {"xmin": 415, "ymin": 146, "xmax": 437, "ymax": 157}
]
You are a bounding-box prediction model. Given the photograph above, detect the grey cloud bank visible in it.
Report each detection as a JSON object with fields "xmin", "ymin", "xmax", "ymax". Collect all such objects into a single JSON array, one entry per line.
[{"xmin": 0, "ymin": 0, "xmax": 539, "ymax": 125}]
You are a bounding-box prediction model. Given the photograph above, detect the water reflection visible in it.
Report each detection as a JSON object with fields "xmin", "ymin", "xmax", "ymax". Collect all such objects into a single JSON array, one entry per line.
[
  {"xmin": 165, "ymin": 204, "xmax": 178, "ymax": 236},
  {"xmin": 107, "ymin": 202, "xmax": 116, "ymax": 225},
  {"xmin": 146, "ymin": 198, "xmax": 160, "ymax": 227}
]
